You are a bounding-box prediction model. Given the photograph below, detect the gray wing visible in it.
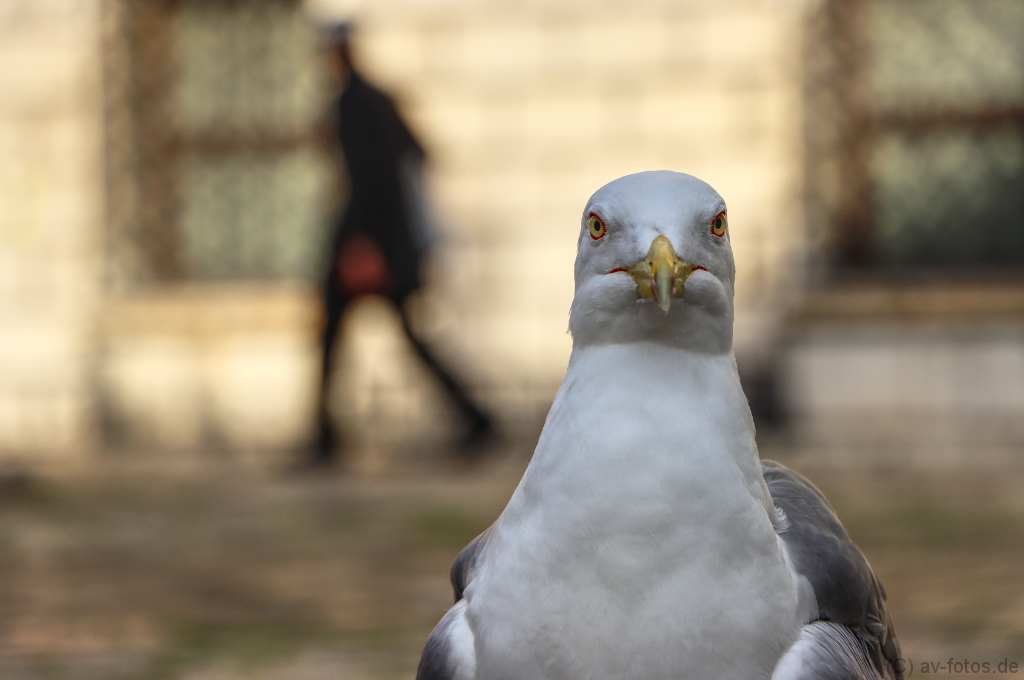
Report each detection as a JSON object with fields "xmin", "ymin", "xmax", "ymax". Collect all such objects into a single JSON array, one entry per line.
[
  {"xmin": 762, "ymin": 460, "xmax": 903, "ymax": 680},
  {"xmin": 416, "ymin": 600, "xmax": 471, "ymax": 680},
  {"xmin": 416, "ymin": 527, "xmax": 493, "ymax": 680},
  {"xmin": 450, "ymin": 525, "xmax": 493, "ymax": 602}
]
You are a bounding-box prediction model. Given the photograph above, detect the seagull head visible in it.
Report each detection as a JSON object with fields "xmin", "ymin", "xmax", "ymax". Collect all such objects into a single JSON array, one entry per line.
[{"xmin": 568, "ymin": 171, "xmax": 735, "ymax": 353}]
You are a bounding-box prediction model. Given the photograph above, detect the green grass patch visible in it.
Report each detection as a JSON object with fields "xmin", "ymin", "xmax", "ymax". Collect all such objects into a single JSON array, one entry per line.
[
  {"xmin": 148, "ymin": 618, "xmax": 333, "ymax": 679},
  {"xmin": 406, "ymin": 506, "xmax": 488, "ymax": 548},
  {"xmin": 841, "ymin": 493, "xmax": 1024, "ymax": 551}
]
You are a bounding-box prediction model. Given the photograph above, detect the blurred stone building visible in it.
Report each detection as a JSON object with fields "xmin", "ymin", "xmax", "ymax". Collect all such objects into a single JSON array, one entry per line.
[{"xmin": 1, "ymin": 0, "xmax": 1022, "ymax": 467}]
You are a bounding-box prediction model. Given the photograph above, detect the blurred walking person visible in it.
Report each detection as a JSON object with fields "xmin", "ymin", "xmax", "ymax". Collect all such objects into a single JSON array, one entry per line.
[{"xmin": 310, "ymin": 24, "xmax": 494, "ymax": 467}]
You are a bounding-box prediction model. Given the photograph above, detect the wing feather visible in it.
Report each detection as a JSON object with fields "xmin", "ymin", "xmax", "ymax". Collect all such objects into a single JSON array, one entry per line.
[
  {"xmin": 416, "ymin": 600, "xmax": 477, "ymax": 680},
  {"xmin": 416, "ymin": 528, "xmax": 492, "ymax": 680},
  {"xmin": 763, "ymin": 460, "xmax": 902, "ymax": 680},
  {"xmin": 450, "ymin": 525, "xmax": 492, "ymax": 602}
]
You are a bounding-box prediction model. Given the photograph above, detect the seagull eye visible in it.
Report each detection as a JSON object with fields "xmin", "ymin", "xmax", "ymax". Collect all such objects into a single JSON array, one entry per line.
[
  {"xmin": 588, "ymin": 213, "xmax": 606, "ymax": 240},
  {"xmin": 711, "ymin": 211, "xmax": 727, "ymax": 238}
]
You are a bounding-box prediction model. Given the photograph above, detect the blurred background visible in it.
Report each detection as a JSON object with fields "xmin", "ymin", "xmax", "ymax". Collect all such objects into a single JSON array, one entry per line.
[{"xmin": 1, "ymin": 0, "xmax": 1023, "ymax": 677}]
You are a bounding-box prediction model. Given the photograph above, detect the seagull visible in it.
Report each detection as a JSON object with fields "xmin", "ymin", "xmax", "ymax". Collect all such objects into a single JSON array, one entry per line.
[{"xmin": 417, "ymin": 171, "xmax": 901, "ymax": 680}]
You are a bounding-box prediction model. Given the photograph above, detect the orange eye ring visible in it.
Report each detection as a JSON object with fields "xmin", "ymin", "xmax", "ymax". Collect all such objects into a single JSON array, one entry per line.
[
  {"xmin": 711, "ymin": 210, "xmax": 727, "ymax": 237},
  {"xmin": 588, "ymin": 213, "xmax": 606, "ymax": 240}
]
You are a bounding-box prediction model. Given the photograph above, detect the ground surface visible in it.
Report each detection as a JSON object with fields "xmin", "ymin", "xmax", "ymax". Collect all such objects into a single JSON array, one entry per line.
[{"xmin": 0, "ymin": 443, "xmax": 1022, "ymax": 679}]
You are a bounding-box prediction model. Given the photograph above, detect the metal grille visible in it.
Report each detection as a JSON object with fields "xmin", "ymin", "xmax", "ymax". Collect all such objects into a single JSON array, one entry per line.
[
  {"xmin": 104, "ymin": 0, "xmax": 334, "ymax": 283},
  {"xmin": 806, "ymin": 0, "xmax": 1024, "ymax": 275},
  {"xmin": 872, "ymin": 129, "xmax": 1024, "ymax": 267}
]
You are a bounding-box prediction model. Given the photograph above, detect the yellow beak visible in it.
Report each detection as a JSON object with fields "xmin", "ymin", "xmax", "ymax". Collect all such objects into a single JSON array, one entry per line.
[{"xmin": 625, "ymin": 235, "xmax": 697, "ymax": 312}]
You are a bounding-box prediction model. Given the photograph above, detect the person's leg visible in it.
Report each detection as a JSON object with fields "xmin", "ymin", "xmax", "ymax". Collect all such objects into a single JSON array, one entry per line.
[
  {"xmin": 397, "ymin": 302, "xmax": 495, "ymax": 453},
  {"xmin": 312, "ymin": 279, "xmax": 351, "ymax": 465}
]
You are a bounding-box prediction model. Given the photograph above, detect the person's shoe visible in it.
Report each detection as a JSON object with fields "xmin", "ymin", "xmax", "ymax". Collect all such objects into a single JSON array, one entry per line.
[{"xmin": 285, "ymin": 419, "xmax": 344, "ymax": 474}]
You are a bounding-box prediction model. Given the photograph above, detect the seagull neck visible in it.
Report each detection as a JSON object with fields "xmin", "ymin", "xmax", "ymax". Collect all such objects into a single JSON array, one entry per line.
[
  {"xmin": 562, "ymin": 342, "xmax": 743, "ymax": 406},
  {"xmin": 529, "ymin": 341, "xmax": 774, "ymax": 521},
  {"xmin": 557, "ymin": 342, "xmax": 756, "ymax": 464}
]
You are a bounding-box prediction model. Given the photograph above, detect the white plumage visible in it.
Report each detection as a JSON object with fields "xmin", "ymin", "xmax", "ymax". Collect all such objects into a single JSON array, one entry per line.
[{"xmin": 417, "ymin": 171, "xmax": 900, "ymax": 680}]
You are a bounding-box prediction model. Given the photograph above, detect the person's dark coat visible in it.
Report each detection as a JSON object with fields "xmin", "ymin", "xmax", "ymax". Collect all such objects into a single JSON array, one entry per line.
[{"xmin": 333, "ymin": 71, "xmax": 426, "ymax": 304}]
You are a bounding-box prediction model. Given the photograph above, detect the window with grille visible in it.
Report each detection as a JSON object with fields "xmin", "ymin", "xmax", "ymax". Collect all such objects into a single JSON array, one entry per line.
[
  {"xmin": 104, "ymin": 0, "xmax": 334, "ymax": 282},
  {"xmin": 806, "ymin": 0, "xmax": 1024, "ymax": 276}
]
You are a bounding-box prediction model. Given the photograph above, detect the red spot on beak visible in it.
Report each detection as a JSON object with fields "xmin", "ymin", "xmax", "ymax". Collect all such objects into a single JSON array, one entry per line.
[{"xmin": 608, "ymin": 267, "xmax": 627, "ymax": 274}]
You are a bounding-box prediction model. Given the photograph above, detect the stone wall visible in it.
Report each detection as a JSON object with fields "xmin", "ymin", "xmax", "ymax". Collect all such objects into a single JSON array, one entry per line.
[{"xmin": 0, "ymin": 0, "xmax": 104, "ymax": 460}]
